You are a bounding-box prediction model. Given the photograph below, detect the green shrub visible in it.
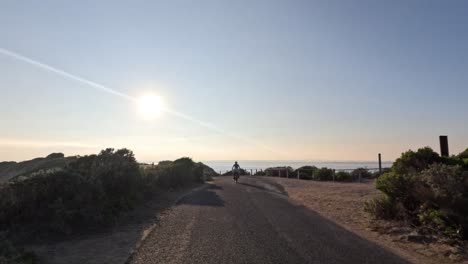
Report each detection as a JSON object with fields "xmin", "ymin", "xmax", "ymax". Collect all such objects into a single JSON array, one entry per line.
[
  {"xmin": 0, "ymin": 150, "xmax": 212, "ymax": 238},
  {"xmin": 458, "ymin": 148, "xmax": 468, "ymax": 160},
  {"xmin": 370, "ymin": 160, "xmax": 468, "ymax": 239},
  {"xmin": 315, "ymin": 167, "xmax": 334, "ymax": 181},
  {"xmin": 335, "ymin": 171, "xmax": 352, "ymax": 182},
  {"xmin": 376, "ymin": 171, "xmax": 419, "ymax": 212},
  {"xmin": 295, "ymin": 166, "xmax": 317, "ymax": 180},
  {"xmin": 351, "ymin": 168, "xmax": 372, "ymax": 179},
  {"xmin": 263, "ymin": 167, "xmax": 294, "ymax": 177},
  {"xmin": 415, "ymin": 164, "xmax": 468, "ymax": 237},
  {"xmin": 142, "ymin": 157, "xmax": 205, "ymax": 189},
  {"xmin": 392, "ymin": 147, "xmax": 441, "ymax": 175},
  {"xmin": 364, "ymin": 195, "xmax": 399, "ymax": 219}
]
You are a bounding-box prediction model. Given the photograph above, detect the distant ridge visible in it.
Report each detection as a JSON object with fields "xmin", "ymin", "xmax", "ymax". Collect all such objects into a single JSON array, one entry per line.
[{"xmin": 0, "ymin": 153, "xmax": 75, "ymax": 183}]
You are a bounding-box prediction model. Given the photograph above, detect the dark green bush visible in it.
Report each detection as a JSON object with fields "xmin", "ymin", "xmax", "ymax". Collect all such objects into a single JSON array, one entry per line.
[
  {"xmin": 458, "ymin": 148, "xmax": 468, "ymax": 160},
  {"xmin": 392, "ymin": 147, "xmax": 441, "ymax": 175},
  {"xmin": 46, "ymin": 153, "xmax": 65, "ymax": 159},
  {"xmin": 415, "ymin": 164, "xmax": 468, "ymax": 237},
  {"xmin": 0, "ymin": 149, "xmax": 143, "ymax": 234},
  {"xmin": 369, "ymin": 160, "xmax": 468, "ymax": 239},
  {"xmin": 364, "ymin": 194, "xmax": 400, "ymax": 219},
  {"xmin": 335, "ymin": 171, "xmax": 353, "ymax": 181},
  {"xmin": 0, "ymin": 149, "xmax": 211, "ymax": 237},
  {"xmin": 351, "ymin": 168, "xmax": 372, "ymax": 179},
  {"xmin": 142, "ymin": 157, "xmax": 205, "ymax": 189},
  {"xmin": 315, "ymin": 167, "xmax": 334, "ymax": 181},
  {"xmin": 294, "ymin": 166, "xmax": 317, "ymax": 180},
  {"xmin": 263, "ymin": 167, "xmax": 293, "ymax": 177}
]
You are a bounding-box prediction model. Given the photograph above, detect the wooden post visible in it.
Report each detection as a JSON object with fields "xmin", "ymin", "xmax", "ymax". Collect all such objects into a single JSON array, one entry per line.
[
  {"xmin": 250, "ymin": 169, "xmax": 253, "ymax": 176},
  {"xmin": 297, "ymin": 170, "xmax": 300, "ymax": 179},
  {"xmin": 286, "ymin": 169, "xmax": 289, "ymax": 178},
  {"xmin": 278, "ymin": 169, "xmax": 281, "ymax": 177},
  {"xmin": 378, "ymin": 153, "xmax": 382, "ymax": 175},
  {"xmin": 332, "ymin": 169, "xmax": 335, "ymax": 182},
  {"xmin": 440, "ymin": 135, "xmax": 449, "ymax": 157}
]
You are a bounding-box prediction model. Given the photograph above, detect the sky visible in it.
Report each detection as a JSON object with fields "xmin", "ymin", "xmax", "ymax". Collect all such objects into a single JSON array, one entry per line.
[{"xmin": 1, "ymin": 0, "xmax": 468, "ymax": 162}]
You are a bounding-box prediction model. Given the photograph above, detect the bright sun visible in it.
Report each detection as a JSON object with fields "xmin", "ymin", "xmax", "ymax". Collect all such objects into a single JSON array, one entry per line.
[{"xmin": 137, "ymin": 94, "xmax": 164, "ymax": 120}]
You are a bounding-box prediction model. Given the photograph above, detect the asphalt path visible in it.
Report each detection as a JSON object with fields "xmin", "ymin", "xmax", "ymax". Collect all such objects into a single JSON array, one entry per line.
[{"xmin": 129, "ymin": 176, "xmax": 410, "ymax": 264}]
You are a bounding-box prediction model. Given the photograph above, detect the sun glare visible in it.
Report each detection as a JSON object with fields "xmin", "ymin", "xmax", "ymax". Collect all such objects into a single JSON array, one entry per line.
[{"xmin": 137, "ymin": 94, "xmax": 164, "ymax": 120}]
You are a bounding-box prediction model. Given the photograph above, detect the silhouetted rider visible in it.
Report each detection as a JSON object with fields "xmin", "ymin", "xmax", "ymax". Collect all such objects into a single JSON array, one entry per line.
[{"xmin": 232, "ymin": 161, "xmax": 240, "ymax": 180}]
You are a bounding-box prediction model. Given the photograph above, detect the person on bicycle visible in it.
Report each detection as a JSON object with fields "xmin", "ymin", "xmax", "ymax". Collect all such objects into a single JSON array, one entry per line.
[{"xmin": 232, "ymin": 161, "xmax": 240, "ymax": 180}]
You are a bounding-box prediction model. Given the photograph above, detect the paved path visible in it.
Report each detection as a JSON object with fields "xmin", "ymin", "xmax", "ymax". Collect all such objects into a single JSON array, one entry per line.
[{"xmin": 129, "ymin": 177, "xmax": 410, "ymax": 264}]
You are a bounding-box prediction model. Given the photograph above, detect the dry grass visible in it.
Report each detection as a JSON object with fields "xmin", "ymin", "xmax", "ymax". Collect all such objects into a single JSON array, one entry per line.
[{"xmin": 267, "ymin": 177, "xmax": 468, "ymax": 264}]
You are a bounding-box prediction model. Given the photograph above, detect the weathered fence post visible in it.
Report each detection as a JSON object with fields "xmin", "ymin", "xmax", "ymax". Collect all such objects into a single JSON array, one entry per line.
[
  {"xmin": 286, "ymin": 169, "xmax": 289, "ymax": 178},
  {"xmin": 378, "ymin": 153, "xmax": 382, "ymax": 175},
  {"xmin": 440, "ymin": 135, "xmax": 449, "ymax": 157},
  {"xmin": 278, "ymin": 169, "xmax": 281, "ymax": 177},
  {"xmin": 250, "ymin": 169, "xmax": 253, "ymax": 176},
  {"xmin": 297, "ymin": 170, "xmax": 300, "ymax": 179}
]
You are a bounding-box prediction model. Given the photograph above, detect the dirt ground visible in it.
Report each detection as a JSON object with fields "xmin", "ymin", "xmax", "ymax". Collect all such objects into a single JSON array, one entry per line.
[
  {"xmin": 26, "ymin": 184, "xmax": 205, "ymax": 264},
  {"xmin": 266, "ymin": 177, "xmax": 468, "ymax": 264}
]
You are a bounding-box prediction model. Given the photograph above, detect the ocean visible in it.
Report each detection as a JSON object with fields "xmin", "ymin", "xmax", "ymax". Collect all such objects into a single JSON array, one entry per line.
[{"xmin": 202, "ymin": 160, "xmax": 393, "ymax": 174}]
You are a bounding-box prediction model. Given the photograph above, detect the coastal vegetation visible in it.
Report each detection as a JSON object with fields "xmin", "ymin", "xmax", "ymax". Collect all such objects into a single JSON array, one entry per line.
[
  {"xmin": 253, "ymin": 165, "xmax": 377, "ymax": 182},
  {"xmin": 365, "ymin": 147, "xmax": 468, "ymax": 240},
  {"xmin": 0, "ymin": 148, "xmax": 217, "ymax": 263}
]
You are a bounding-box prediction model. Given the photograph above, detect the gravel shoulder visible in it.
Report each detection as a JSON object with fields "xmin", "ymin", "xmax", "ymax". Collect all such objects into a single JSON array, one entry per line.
[{"xmin": 265, "ymin": 177, "xmax": 468, "ymax": 264}]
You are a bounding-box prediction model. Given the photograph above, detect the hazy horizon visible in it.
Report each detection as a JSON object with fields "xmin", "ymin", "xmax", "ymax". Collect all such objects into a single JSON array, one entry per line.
[{"xmin": 1, "ymin": 0, "xmax": 468, "ymax": 162}]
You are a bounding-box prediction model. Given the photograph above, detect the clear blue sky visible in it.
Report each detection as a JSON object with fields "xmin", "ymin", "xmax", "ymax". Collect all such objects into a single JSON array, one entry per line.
[{"xmin": 1, "ymin": 0, "xmax": 467, "ymax": 162}]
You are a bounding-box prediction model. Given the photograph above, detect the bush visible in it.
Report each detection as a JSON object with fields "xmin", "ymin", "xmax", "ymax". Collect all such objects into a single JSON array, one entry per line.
[
  {"xmin": 0, "ymin": 149, "xmax": 212, "ymax": 237},
  {"xmin": 295, "ymin": 166, "xmax": 317, "ymax": 180},
  {"xmin": 142, "ymin": 157, "xmax": 205, "ymax": 189},
  {"xmin": 364, "ymin": 195, "xmax": 401, "ymax": 220},
  {"xmin": 392, "ymin": 147, "xmax": 441, "ymax": 175},
  {"xmin": 315, "ymin": 167, "xmax": 334, "ymax": 181},
  {"xmin": 46, "ymin": 153, "xmax": 65, "ymax": 159},
  {"xmin": 415, "ymin": 164, "xmax": 468, "ymax": 237},
  {"xmin": 458, "ymin": 148, "xmax": 468, "ymax": 160},
  {"xmin": 262, "ymin": 167, "xmax": 293, "ymax": 177},
  {"xmin": 351, "ymin": 168, "xmax": 372, "ymax": 179},
  {"xmin": 369, "ymin": 160, "xmax": 468, "ymax": 239},
  {"xmin": 0, "ymin": 148, "xmax": 143, "ymax": 234},
  {"xmin": 335, "ymin": 171, "xmax": 352, "ymax": 182}
]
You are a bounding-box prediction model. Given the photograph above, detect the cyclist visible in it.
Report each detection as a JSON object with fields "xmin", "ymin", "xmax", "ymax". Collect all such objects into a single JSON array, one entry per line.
[{"xmin": 232, "ymin": 161, "xmax": 240, "ymax": 182}]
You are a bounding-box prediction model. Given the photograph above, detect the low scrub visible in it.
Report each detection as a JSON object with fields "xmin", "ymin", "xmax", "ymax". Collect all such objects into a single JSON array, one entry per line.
[
  {"xmin": 366, "ymin": 147, "xmax": 468, "ymax": 239},
  {"xmin": 259, "ymin": 166, "xmax": 373, "ymax": 182},
  {"xmin": 0, "ymin": 149, "xmax": 211, "ymax": 238},
  {"xmin": 142, "ymin": 157, "xmax": 205, "ymax": 190}
]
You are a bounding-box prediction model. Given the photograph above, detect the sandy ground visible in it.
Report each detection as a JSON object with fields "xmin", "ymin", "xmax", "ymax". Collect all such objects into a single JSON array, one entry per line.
[
  {"xmin": 264, "ymin": 177, "xmax": 468, "ymax": 264},
  {"xmin": 26, "ymin": 184, "xmax": 205, "ymax": 264}
]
